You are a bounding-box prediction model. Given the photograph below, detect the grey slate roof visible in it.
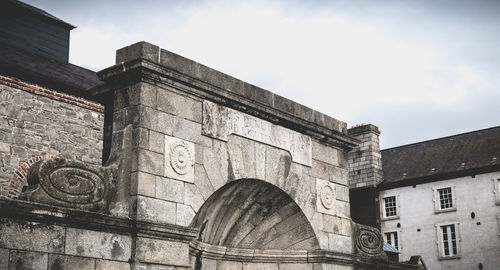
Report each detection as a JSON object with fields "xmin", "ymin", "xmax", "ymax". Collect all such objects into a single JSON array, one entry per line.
[
  {"xmin": 380, "ymin": 126, "xmax": 500, "ymax": 188},
  {"xmin": 5, "ymin": 0, "xmax": 75, "ymax": 29},
  {"xmin": 0, "ymin": 43, "xmax": 103, "ymax": 101}
]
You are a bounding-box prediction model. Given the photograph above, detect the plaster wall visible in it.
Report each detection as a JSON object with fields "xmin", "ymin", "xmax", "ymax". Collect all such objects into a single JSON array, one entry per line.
[{"xmin": 380, "ymin": 172, "xmax": 500, "ymax": 270}]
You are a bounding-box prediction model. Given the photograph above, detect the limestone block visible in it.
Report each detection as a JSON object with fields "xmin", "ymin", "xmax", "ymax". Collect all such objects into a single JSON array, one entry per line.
[
  {"xmin": 312, "ymin": 141, "xmax": 339, "ymax": 166},
  {"xmin": 282, "ymin": 162, "xmax": 312, "ymax": 208},
  {"xmin": 340, "ymin": 218, "xmax": 353, "ymax": 236},
  {"xmin": 156, "ymin": 177, "xmax": 185, "ymax": 203},
  {"xmin": 157, "ymin": 88, "xmax": 202, "ymax": 123},
  {"xmin": 255, "ymin": 143, "xmax": 266, "ymax": 180},
  {"xmin": 310, "ymin": 212, "xmax": 324, "ymax": 232},
  {"xmin": 243, "ymin": 263, "xmax": 278, "ymax": 270},
  {"xmin": 329, "ymin": 166, "xmax": 348, "ymax": 186},
  {"xmin": 149, "ymin": 130, "xmax": 165, "ymax": 153},
  {"xmin": 96, "ymin": 259, "xmax": 130, "ymax": 270},
  {"xmin": 194, "ymin": 164, "xmax": 215, "ymax": 201},
  {"xmin": 336, "ymin": 201, "xmax": 351, "ymax": 219},
  {"xmin": 116, "ymin": 41, "xmax": 160, "ymax": 63},
  {"xmin": 136, "ymin": 149, "xmax": 164, "ymax": 176},
  {"xmin": 335, "ymin": 184, "xmax": 349, "ymax": 202},
  {"xmin": 177, "ymin": 203, "xmax": 195, "ymax": 226},
  {"xmin": 216, "ymin": 261, "xmax": 243, "ymax": 270},
  {"xmin": 227, "ymin": 136, "xmax": 256, "ymax": 180},
  {"xmin": 185, "ymin": 183, "xmax": 206, "ymax": 213},
  {"xmin": 131, "ymin": 172, "xmax": 156, "ymax": 197},
  {"xmin": 316, "ymin": 231, "xmax": 329, "ymax": 250},
  {"xmin": 202, "ymin": 141, "xmax": 229, "ymax": 190},
  {"xmin": 316, "ymin": 264, "xmax": 354, "ymax": 270},
  {"xmin": 65, "ymin": 228, "xmax": 132, "ymax": 261},
  {"xmin": 164, "ymin": 136, "xmax": 195, "ymax": 183},
  {"xmin": 328, "ymin": 233, "xmax": 353, "ymax": 254},
  {"xmin": 135, "ymin": 237, "xmax": 189, "ymax": 266},
  {"xmin": 173, "ymin": 117, "xmax": 203, "ymax": 144},
  {"xmin": 0, "ymin": 248, "xmax": 8, "ymax": 269},
  {"xmin": 136, "ymin": 195, "xmax": 176, "ymax": 224},
  {"xmin": 0, "ymin": 220, "xmax": 64, "ymax": 253},
  {"xmin": 133, "ymin": 127, "xmax": 149, "ymax": 149},
  {"xmin": 323, "ymin": 215, "xmax": 341, "ymax": 234},
  {"xmin": 277, "ymin": 263, "xmax": 312, "ymax": 270},
  {"xmin": 316, "ymin": 178, "xmax": 336, "ymax": 215},
  {"xmin": 48, "ymin": 255, "xmax": 94, "ymax": 270},
  {"xmin": 265, "ymin": 145, "xmax": 291, "ymax": 187},
  {"xmin": 0, "ymin": 142, "xmax": 10, "ymax": 153},
  {"xmin": 8, "ymin": 250, "xmax": 47, "ymax": 270},
  {"xmin": 199, "ymin": 258, "xmax": 216, "ymax": 270}
]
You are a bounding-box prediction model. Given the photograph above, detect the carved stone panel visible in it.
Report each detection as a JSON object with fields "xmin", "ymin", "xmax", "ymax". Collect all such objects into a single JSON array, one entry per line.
[
  {"xmin": 164, "ymin": 135, "xmax": 195, "ymax": 183},
  {"xmin": 202, "ymin": 100, "xmax": 312, "ymax": 166},
  {"xmin": 316, "ymin": 178, "xmax": 336, "ymax": 215}
]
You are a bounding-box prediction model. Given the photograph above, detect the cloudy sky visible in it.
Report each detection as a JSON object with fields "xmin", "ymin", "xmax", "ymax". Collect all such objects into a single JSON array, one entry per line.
[{"xmin": 25, "ymin": 0, "xmax": 500, "ymax": 148}]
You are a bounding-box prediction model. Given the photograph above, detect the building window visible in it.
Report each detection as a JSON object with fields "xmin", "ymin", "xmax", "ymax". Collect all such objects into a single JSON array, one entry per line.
[
  {"xmin": 385, "ymin": 231, "xmax": 399, "ymax": 250},
  {"xmin": 438, "ymin": 187, "xmax": 453, "ymax": 209},
  {"xmin": 383, "ymin": 196, "xmax": 398, "ymax": 218},
  {"xmin": 433, "ymin": 186, "xmax": 456, "ymax": 213},
  {"xmin": 436, "ymin": 222, "xmax": 461, "ymax": 259}
]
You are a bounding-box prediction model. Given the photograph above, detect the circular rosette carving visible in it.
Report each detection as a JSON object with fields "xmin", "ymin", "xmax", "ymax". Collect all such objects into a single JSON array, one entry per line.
[
  {"xmin": 320, "ymin": 184, "xmax": 335, "ymax": 209},
  {"xmin": 37, "ymin": 158, "xmax": 106, "ymax": 204},
  {"xmin": 170, "ymin": 142, "xmax": 193, "ymax": 175},
  {"xmin": 355, "ymin": 225, "xmax": 384, "ymax": 256}
]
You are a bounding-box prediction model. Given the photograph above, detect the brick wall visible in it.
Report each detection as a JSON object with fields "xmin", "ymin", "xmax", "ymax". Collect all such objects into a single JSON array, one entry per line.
[{"xmin": 0, "ymin": 76, "xmax": 104, "ymax": 196}]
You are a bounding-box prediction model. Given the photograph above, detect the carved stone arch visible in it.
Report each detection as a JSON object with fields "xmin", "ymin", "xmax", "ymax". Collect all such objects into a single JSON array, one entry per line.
[{"xmin": 191, "ymin": 178, "xmax": 320, "ymax": 250}]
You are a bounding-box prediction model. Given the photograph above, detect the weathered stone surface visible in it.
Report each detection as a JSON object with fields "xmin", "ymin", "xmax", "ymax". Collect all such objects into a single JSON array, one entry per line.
[
  {"xmin": 227, "ymin": 136, "xmax": 256, "ymax": 180},
  {"xmin": 328, "ymin": 233, "xmax": 353, "ymax": 254},
  {"xmin": 65, "ymin": 228, "xmax": 132, "ymax": 261},
  {"xmin": 176, "ymin": 203, "xmax": 195, "ymax": 226},
  {"xmin": 135, "ymin": 195, "xmax": 176, "ymax": 224},
  {"xmin": 8, "ymin": 250, "xmax": 47, "ymax": 270},
  {"xmin": 194, "ymin": 164, "xmax": 215, "ymax": 201},
  {"xmin": 157, "ymin": 88, "xmax": 202, "ymax": 123},
  {"xmin": 48, "ymin": 254, "xmax": 95, "ymax": 270},
  {"xmin": 312, "ymin": 141, "xmax": 338, "ymax": 166},
  {"xmin": 135, "ymin": 149, "xmax": 164, "ymax": 176},
  {"xmin": 116, "ymin": 41, "xmax": 160, "ymax": 63},
  {"xmin": 277, "ymin": 263, "xmax": 312, "ymax": 270},
  {"xmin": 316, "ymin": 178, "xmax": 336, "ymax": 215},
  {"xmin": 265, "ymin": 145, "xmax": 291, "ymax": 187},
  {"xmin": 131, "ymin": 172, "xmax": 156, "ymax": 197},
  {"xmin": 173, "ymin": 117, "xmax": 203, "ymax": 144},
  {"xmin": 135, "ymin": 237, "xmax": 189, "ymax": 266},
  {"xmin": 202, "ymin": 141, "xmax": 228, "ymax": 190},
  {"xmin": 184, "ymin": 183, "xmax": 205, "ymax": 213},
  {"xmin": 0, "ymin": 248, "xmax": 8, "ymax": 269},
  {"xmin": 335, "ymin": 184, "xmax": 349, "ymax": 202},
  {"xmin": 96, "ymin": 259, "xmax": 130, "ymax": 270},
  {"xmin": 164, "ymin": 136, "xmax": 194, "ymax": 183},
  {"xmin": 202, "ymin": 100, "xmax": 312, "ymax": 166},
  {"xmin": 199, "ymin": 258, "xmax": 216, "ymax": 270},
  {"xmin": 323, "ymin": 215, "xmax": 341, "ymax": 234},
  {"xmin": 243, "ymin": 263, "xmax": 278, "ymax": 270},
  {"xmin": 0, "ymin": 219, "xmax": 64, "ymax": 253},
  {"xmin": 156, "ymin": 177, "xmax": 184, "ymax": 203},
  {"xmin": 217, "ymin": 261, "xmax": 243, "ymax": 270},
  {"xmin": 149, "ymin": 130, "xmax": 165, "ymax": 154}
]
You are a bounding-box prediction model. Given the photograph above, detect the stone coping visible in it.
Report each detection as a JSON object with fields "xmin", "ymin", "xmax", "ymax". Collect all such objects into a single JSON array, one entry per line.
[
  {"xmin": 0, "ymin": 197, "xmax": 198, "ymax": 242},
  {"xmin": 189, "ymin": 240, "xmax": 417, "ymax": 269},
  {"xmin": 94, "ymin": 42, "xmax": 359, "ymax": 150}
]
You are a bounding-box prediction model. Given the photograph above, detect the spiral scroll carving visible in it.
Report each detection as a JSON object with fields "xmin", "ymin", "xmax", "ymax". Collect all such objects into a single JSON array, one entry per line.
[
  {"xmin": 354, "ymin": 223, "xmax": 384, "ymax": 256},
  {"xmin": 22, "ymin": 158, "xmax": 110, "ymax": 211}
]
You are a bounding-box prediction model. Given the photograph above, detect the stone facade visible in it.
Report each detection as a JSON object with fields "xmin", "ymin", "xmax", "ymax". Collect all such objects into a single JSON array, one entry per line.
[
  {"xmin": 0, "ymin": 75, "xmax": 103, "ymax": 197},
  {"xmin": 0, "ymin": 41, "xmax": 419, "ymax": 270}
]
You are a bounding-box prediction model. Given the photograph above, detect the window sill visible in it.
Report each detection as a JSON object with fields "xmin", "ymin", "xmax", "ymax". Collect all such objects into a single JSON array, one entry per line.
[
  {"xmin": 434, "ymin": 208, "xmax": 456, "ymax": 214},
  {"xmin": 381, "ymin": 216, "xmax": 400, "ymax": 221},
  {"xmin": 438, "ymin": 255, "xmax": 461, "ymax": 260}
]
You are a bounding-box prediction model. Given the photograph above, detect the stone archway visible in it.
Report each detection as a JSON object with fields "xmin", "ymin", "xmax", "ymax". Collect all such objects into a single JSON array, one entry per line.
[{"xmin": 191, "ymin": 179, "xmax": 320, "ymax": 250}]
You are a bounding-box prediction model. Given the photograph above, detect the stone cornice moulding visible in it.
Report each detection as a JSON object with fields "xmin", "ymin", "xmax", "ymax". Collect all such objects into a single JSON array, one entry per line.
[
  {"xmin": 0, "ymin": 197, "xmax": 198, "ymax": 242},
  {"xmin": 93, "ymin": 42, "xmax": 360, "ymax": 151}
]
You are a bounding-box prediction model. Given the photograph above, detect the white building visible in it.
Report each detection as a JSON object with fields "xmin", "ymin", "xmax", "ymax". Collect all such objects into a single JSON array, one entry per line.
[{"xmin": 378, "ymin": 126, "xmax": 500, "ymax": 270}]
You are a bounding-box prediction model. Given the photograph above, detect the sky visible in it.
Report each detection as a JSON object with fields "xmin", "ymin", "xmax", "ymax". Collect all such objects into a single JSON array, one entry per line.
[{"xmin": 25, "ymin": 0, "xmax": 500, "ymax": 148}]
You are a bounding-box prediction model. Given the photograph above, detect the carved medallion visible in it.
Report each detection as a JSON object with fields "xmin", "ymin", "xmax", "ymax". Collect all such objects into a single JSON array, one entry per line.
[
  {"xmin": 170, "ymin": 142, "xmax": 192, "ymax": 175},
  {"xmin": 165, "ymin": 136, "xmax": 195, "ymax": 183},
  {"xmin": 320, "ymin": 184, "xmax": 335, "ymax": 209}
]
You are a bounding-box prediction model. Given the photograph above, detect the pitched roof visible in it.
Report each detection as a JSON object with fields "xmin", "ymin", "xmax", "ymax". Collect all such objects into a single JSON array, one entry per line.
[
  {"xmin": 380, "ymin": 126, "xmax": 500, "ymax": 188},
  {"xmin": 0, "ymin": 43, "xmax": 103, "ymax": 102},
  {"xmin": 4, "ymin": 0, "xmax": 75, "ymax": 30}
]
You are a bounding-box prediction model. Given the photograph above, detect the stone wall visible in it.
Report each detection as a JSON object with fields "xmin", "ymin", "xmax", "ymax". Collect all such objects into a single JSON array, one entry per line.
[{"xmin": 0, "ymin": 75, "xmax": 104, "ymax": 196}]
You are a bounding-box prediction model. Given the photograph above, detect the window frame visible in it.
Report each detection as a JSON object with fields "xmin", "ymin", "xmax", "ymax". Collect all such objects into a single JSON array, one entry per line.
[
  {"xmin": 381, "ymin": 195, "xmax": 400, "ymax": 220},
  {"xmin": 435, "ymin": 221, "xmax": 461, "ymax": 259},
  {"xmin": 494, "ymin": 178, "xmax": 500, "ymax": 205},
  {"xmin": 384, "ymin": 230, "xmax": 400, "ymax": 251},
  {"xmin": 433, "ymin": 186, "xmax": 457, "ymax": 213}
]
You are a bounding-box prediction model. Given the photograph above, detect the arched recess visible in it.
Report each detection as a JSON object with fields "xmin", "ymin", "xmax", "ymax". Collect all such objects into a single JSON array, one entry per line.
[{"xmin": 191, "ymin": 179, "xmax": 320, "ymax": 250}]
